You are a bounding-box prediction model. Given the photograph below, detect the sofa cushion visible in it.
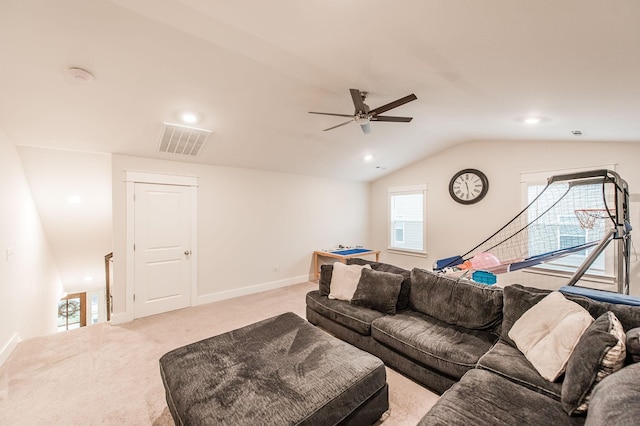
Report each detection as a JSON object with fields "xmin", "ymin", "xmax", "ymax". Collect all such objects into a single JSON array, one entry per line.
[
  {"xmin": 502, "ymin": 285, "xmax": 640, "ymax": 348},
  {"xmin": 347, "ymin": 258, "xmax": 412, "ymax": 310},
  {"xmin": 627, "ymin": 327, "xmax": 640, "ymax": 363},
  {"xmin": 509, "ymin": 291, "xmax": 593, "ymax": 381},
  {"xmin": 328, "ymin": 262, "xmax": 371, "ymax": 301},
  {"xmin": 371, "ymin": 310, "xmax": 498, "ymax": 379},
  {"xmin": 409, "ymin": 268, "xmax": 503, "ymax": 331},
  {"xmin": 351, "ymin": 268, "xmax": 403, "ymax": 315},
  {"xmin": 418, "ymin": 369, "xmax": 585, "ymax": 426},
  {"xmin": 477, "ymin": 340, "xmax": 563, "ymax": 400},
  {"xmin": 585, "ymin": 362, "xmax": 640, "ymax": 426},
  {"xmin": 306, "ymin": 290, "xmax": 386, "ymax": 336},
  {"xmin": 319, "ymin": 264, "xmax": 333, "ymax": 296},
  {"xmin": 562, "ymin": 311, "xmax": 627, "ymax": 415}
]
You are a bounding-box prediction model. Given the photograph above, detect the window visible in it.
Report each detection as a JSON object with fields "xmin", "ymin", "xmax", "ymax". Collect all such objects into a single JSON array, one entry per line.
[
  {"xmin": 57, "ymin": 292, "xmax": 87, "ymax": 332},
  {"xmin": 388, "ymin": 185, "xmax": 427, "ymax": 255},
  {"xmin": 522, "ymin": 166, "xmax": 615, "ymax": 278}
]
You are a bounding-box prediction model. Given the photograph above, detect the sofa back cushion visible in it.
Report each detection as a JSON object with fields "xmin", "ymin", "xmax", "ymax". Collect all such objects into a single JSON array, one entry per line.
[
  {"xmin": 502, "ymin": 284, "xmax": 640, "ymax": 348},
  {"xmin": 347, "ymin": 259, "xmax": 411, "ymax": 310},
  {"xmin": 627, "ymin": 328, "xmax": 640, "ymax": 363},
  {"xmin": 585, "ymin": 363, "xmax": 640, "ymax": 426},
  {"xmin": 409, "ymin": 268, "xmax": 503, "ymax": 331}
]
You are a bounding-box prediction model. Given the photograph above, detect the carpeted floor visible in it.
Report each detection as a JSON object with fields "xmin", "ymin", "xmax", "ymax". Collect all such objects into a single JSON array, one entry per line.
[{"xmin": 0, "ymin": 281, "xmax": 438, "ymax": 425}]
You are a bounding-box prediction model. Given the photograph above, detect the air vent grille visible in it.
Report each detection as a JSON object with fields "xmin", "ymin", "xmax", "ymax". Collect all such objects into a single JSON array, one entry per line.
[{"xmin": 157, "ymin": 122, "xmax": 212, "ymax": 157}]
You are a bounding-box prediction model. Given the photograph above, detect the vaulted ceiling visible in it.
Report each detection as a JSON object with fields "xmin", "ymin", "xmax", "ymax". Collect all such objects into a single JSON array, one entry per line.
[{"xmin": 1, "ymin": 0, "xmax": 639, "ymax": 183}]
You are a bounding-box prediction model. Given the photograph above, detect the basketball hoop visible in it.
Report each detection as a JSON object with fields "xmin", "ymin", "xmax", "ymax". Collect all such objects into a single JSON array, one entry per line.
[{"xmin": 574, "ymin": 209, "xmax": 614, "ymax": 230}]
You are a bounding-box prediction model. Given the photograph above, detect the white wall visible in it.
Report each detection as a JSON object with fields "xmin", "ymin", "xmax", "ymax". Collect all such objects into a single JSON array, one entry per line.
[
  {"xmin": 16, "ymin": 147, "xmax": 113, "ymax": 295},
  {"xmin": 111, "ymin": 154, "xmax": 369, "ymax": 318},
  {"xmin": 370, "ymin": 140, "xmax": 640, "ymax": 296},
  {"xmin": 0, "ymin": 130, "xmax": 63, "ymax": 366}
]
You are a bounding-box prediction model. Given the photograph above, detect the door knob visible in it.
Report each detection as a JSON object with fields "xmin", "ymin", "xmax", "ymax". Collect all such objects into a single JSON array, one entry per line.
[{"xmin": 184, "ymin": 250, "xmax": 191, "ymax": 256}]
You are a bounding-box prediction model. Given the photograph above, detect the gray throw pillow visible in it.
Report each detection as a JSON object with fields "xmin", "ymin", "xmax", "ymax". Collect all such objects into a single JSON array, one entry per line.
[
  {"xmin": 319, "ymin": 264, "xmax": 333, "ymax": 296},
  {"xmin": 347, "ymin": 258, "xmax": 411, "ymax": 310},
  {"xmin": 562, "ymin": 311, "xmax": 626, "ymax": 416},
  {"xmin": 350, "ymin": 268, "xmax": 403, "ymax": 315},
  {"xmin": 627, "ymin": 327, "xmax": 640, "ymax": 363},
  {"xmin": 409, "ymin": 268, "xmax": 503, "ymax": 330}
]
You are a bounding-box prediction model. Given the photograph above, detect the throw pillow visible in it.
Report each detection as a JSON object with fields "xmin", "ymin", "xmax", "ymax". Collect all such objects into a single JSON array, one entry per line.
[
  {"xmin": 509, "ymin": 291, "xmax": 594, "ymax": 382},
  {"xmin": 502, "ymin": 284, "xmax": 640, "ymax": 347},
  {"xmin": 350, "ymin": 268, "xmax": 403, "ymax": 315},
  {"xmin": 347, "ymin": 258, "xmax": 412, "ymax": 310},
  {"xmin": 627, "ymin": 327, "xmax": 640, "ymax": 363},
  {"xmin": 328, "ymin": 262, "xmax": 371, "ymax": 301},
  {"xmin": 318, "ymin": 264, "xmax": 333, "ymax": 296},
  {"xmin": 562, "ymin": 311, "xmax": 626, "ymax": 415}
]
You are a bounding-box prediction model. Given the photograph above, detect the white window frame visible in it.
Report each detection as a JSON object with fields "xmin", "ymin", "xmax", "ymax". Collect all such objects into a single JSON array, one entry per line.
[
  {"xmin": 520, "ymin": 165, "xmax": 616, "ymax": 282},
  {"xmin": 388, "ymin": 184, "xmax": 427, "ymax": 256}
]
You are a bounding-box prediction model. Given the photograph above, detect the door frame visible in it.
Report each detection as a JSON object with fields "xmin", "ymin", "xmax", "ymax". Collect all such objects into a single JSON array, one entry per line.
[{"xmin": 123, "ymin": 171, "xmax": 198, "ymax": 322}]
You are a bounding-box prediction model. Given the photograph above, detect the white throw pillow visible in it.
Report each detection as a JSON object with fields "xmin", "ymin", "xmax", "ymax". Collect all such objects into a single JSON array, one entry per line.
[
  {"xmin": 508, "ymin": 291, "xmax": 594, "ymax": 382},
  {"xmin": 328, "ymin": 262, "xmax": 371, "ymax": 301}
]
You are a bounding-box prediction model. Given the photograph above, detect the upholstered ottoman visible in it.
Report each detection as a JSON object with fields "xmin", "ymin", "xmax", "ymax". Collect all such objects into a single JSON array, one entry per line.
[{"xmin": 159, "ymin": 312, "xmax": 389, "ymax": 425}]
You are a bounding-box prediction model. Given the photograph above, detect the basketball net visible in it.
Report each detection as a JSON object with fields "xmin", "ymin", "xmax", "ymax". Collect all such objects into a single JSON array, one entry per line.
[{"xmin": 574, "ymin": 209, "xmax": 614, "ymax": 230}]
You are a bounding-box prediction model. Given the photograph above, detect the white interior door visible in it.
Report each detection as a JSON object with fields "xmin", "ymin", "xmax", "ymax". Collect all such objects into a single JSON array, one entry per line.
[{"xmin": 134, "ymin": 183, "xmax": 193, "ymax": 318}]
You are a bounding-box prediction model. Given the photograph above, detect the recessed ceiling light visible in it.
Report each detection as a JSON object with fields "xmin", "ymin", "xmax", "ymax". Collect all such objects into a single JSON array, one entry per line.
[
  {"xmin": 523, "ymin": 117, "xmax": 542, "ymax": 124},
  {"xmin": 83, "ymin": 276, "xmax": 93, "ymax": 282},
  {"xmin": 179, "ymin": 111, "xmax": 201, "ymax": 124},
  {"xmin": 68, "ymin": 195, "xmax": 82, "ymax": 204},
  {"xmin": 363, "ymin": 154, "xmax": 374, "ymax": 162}
]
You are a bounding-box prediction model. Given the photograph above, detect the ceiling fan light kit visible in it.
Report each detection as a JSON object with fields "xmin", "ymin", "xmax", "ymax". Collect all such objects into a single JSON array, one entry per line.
[{"xmin": 309, "ymin": 89, "xmax": 417, "ymax": 134}]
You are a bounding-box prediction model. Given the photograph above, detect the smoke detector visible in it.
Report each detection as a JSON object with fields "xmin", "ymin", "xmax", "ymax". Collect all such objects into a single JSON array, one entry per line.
[
  {"xmin": 66, "ymin": 67, "xmax": 94, "ymax": 83},
  {"xmin": 157, "ymin": 122, "xmax": 211, "ymax": 157}
]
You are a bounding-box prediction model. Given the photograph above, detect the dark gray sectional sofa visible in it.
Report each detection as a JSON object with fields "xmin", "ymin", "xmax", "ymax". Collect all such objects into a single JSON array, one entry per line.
[
  {"xmin": 306, "ymin": 259, "xmax": 503, "ymax": 394},
  {"xmin": 305, "ymin": 259, "xmax": 640, "ymax": 425}
]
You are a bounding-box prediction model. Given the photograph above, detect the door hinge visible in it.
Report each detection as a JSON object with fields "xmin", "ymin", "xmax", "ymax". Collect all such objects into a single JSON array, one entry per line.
[
  {"xmin": 133, "ymin": 244, "xmax": 135, "ymax": 251},
  {"xmin": 133, "ymin": 294, "xmax": 136, "ymax": 301}
]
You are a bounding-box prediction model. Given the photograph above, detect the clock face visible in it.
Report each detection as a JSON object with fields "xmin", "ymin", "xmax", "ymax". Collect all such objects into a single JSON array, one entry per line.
[{"xmin": 449, "ymin": 169, "xmax": 489, "ymax": 204}]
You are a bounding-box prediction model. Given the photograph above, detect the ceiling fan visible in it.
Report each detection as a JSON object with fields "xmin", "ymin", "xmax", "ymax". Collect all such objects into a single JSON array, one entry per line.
[{"xmin": 309, "ymin": 89, "xmax": 417, "ymax": 134}]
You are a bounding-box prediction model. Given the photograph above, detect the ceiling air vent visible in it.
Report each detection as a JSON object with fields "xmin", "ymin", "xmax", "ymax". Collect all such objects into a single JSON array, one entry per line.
[{"xmin": 157, "ymin": 122, "xmax": 212, "ymax": 157}]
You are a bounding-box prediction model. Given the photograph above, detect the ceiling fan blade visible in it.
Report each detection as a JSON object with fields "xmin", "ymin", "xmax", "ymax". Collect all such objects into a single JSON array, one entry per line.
[
  {"xmin": 371, "ymin": 116, "xmax": 413, "ymax": 122},
  {"xmin": 360, "ymin": 121, "xmax": 371, "ymax": 134},
  {"xmin": 309, "ymin": 111, "xmax": 355, "ymax": 118},
  {"xmin": 350, "ymin": 89, "xmax": 368, "ymax": 113},
  {"xmin": 323, "ymin": 120, "xmax": 354, "ymax": 131},
  {"xmin": 369, "ymin": 94, "xmax": 417, "ymax": 116}
]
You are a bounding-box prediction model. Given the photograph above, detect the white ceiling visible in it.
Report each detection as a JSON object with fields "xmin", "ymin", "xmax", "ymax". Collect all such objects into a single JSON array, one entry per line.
[{"xmin": 1, "ymin": 0, "xmax": 639, "ymax": 182}]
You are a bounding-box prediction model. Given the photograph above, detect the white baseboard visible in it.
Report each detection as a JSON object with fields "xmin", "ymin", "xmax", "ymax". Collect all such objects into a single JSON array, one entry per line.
[
  {"xmin": 0, "ymin": 333, "xmax": 21, "ymax": 368},
  {"xmin": 110, "ymin": 274, "xmax": 313, "ymax": 324},
  {"xmin": 197, "ymin": 274, "xmax": 312, "ymax": 305},
  {"xmin": 110, "ymin": 311, "xmax": 134, "ymax": 325}
]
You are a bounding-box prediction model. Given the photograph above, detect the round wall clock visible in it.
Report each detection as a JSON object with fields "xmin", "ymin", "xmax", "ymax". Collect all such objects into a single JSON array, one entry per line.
[{"xmin": 449, "ymin": 169, "xmax": 489, "ymax": 205}]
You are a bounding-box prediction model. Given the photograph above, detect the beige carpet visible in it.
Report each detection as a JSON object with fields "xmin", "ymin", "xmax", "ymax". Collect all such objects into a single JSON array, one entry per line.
[{"xmin": 0, "ymin": 282, "xmax": 438, "ymax": 425}]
